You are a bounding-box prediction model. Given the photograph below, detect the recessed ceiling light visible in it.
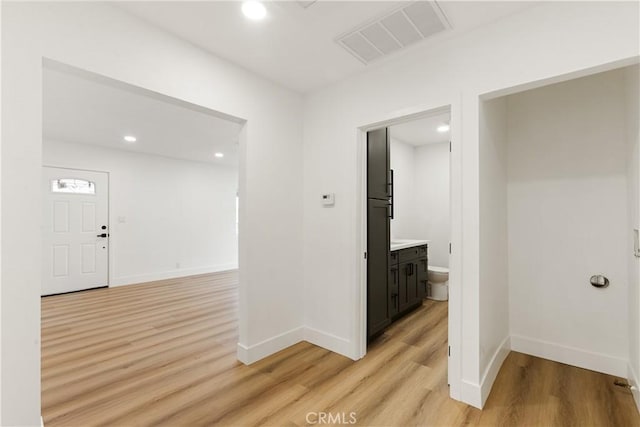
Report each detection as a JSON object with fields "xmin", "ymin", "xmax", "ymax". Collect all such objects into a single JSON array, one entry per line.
[
  {"xmin": 437, "ymin": 124, "xmax": 450, "ymax": 133},
  {"xmin": 214, "ymin": 152, "xmax": 225, "ymax": 158},
  {"xmin": 242, "ymin": 1, "xmax": 266, "ymax": 20},
  {"xmin": 123, "ymin": 135, "xmax": 137, "ymax": 142}
]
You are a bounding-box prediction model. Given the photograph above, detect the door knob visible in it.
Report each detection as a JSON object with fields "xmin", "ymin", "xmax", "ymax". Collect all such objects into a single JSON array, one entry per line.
[{"xmin": 97, "ymin": 233, "xmax": 108, "ymax": 238}]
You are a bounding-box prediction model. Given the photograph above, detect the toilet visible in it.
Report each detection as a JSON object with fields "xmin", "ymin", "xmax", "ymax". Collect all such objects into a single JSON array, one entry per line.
[{"xmin": 427, "ymin": 266, "xmax": 449, "ymax": 301}]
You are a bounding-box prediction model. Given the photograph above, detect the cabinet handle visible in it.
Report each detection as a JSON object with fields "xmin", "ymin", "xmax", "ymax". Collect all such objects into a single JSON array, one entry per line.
[
  {"xmin": 388, "ymin": 169, "xmax": 394, "ymax": 219},
  {"xmin": 406, "ymin": 263, "xmax": 414, "ymax": 276}
]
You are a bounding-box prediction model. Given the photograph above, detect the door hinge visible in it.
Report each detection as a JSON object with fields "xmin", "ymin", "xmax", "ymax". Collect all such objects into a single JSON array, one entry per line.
[
  {"xmin": 448, "ymin": 346, "xmax": 451, "ymax": 357},
  {"xmin": 449, "ymin": 243, "xmax": 451, "ymax": 254},
  {"xmin": 449, "ymin": 141, "xmax": 451, "ymax": 152},
  {"xmin": 364, "ymin": 252, "xmax": 367, "ymax": 260}
]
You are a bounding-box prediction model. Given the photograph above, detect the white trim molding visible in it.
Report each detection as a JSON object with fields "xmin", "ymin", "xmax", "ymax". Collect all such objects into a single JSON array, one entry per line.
[
  {"xmin": 628, "ymin": 363, "xmax": 640, "ymax": 413},
  {"xmin": 460, "ymin": 380, "xmax": 482, "ymax": 409},
  {"xmin": 237, "ymin": 327, "xmax": 305, "ymax": 365},
  {"xmin": 480, "ymin": 335, "xmax": 511, "ymax": 407},
  {"xmin": 460, "ymin": 335, "xmax": 511, "ymax": 409},
  {"xmin": 304, "ymin": 327, "xmax": 354, "ymax": 359},
  {"xmin": 110, "ymin": 264, "xmax": 238, "ymax": 287},
  {"xmin": 237, "ymin": 326, "xmax": 355, "ymax": 366},
  {"xmin": 511, "ymin": 334, "xmax": 627, "ymax": 377}
]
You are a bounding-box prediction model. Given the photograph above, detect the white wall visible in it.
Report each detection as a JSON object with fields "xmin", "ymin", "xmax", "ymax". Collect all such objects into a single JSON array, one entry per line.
[
  {"xmin": 303, "ymin": 1, "xmax": 638, "ymax": 408},
  {"xmin": 389, "ymin": 138, "xmax": 416, "ymax": 240},
  {"xmin": 390, "ymin": 138, "xmax": 450, "ymax": 268},
  {"xmin": 507, "ymin": 69, "xmax": 630, "ymax": 376},
  {"xmin": 43, "ymin": 140, "xmax": 238, "ymax": 286},
  {"xmin": 0, "ymin": 2, "xmax": 3, "ymax": 421},
  {"xmin": 1, "ymin": 2, "xmax": 303, "ymax": 424},
  {"xmin": 478, "ymin": 97, "xmax": 509, "ymax": 403},
  {"xmin": 625, "ymin": 65, "xmax": 640, "ymax": 408},
  {"xmin": 414, "ymin": 142, "xmax": 450, "ymax": 268}
]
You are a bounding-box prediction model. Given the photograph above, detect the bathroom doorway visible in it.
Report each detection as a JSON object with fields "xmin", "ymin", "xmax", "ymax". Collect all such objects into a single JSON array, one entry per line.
[{"xmin": 358, "ymin": 103, "xmax": 461, "ymax": 398}]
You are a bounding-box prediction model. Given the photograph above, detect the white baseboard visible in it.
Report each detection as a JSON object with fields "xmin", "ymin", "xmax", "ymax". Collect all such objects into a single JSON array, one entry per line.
[
  {"xmin": 628, "ymin": 362, "xmax": 640, "ymax": 414},
  {"xmin": 236, "ymin": 326, "xmax": 356, "ymax": 365},
  {"xmin": 237, "ymin": 326, "xmax": 304, "ymax": 365},
  {"xmin": 460, "ymin": 380, "xmax": 482, "ymax": 409},
  {"xmin": 304, "ymin": 326, "xmax": 354, "ymax": 359},
  {"xmin": 110, "ymin": 264, "xmax": 238, "ymax": 287},
  {"xmin": 480, "ymin": 335, "xmax": 511, "ymax": 407},
  {"xmin": 511, "ymin": 334, "xmax": 627, "ymax": 377},
  {"xmin": 460, "ymin": 335, "xmax": 511, "ymax": 409}
]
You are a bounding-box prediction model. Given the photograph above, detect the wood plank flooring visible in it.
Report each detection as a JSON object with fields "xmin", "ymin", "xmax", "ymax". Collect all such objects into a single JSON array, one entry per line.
[{"xmin": 42, "ymin": 271, "xmax": 639, "ymax": 426}]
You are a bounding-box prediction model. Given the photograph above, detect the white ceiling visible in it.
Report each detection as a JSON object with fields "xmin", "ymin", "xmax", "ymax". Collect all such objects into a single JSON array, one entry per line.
[
  {"xmin": 43, "ymin": 65, "xmax": 243, "ymax": 166},
  {"xmin": 390, "ymin": 111, "xmax": 450, "ymax": 146},
  {"xmin": 115, "ymin": 1, "xmax": 538, "ymax": 93}
]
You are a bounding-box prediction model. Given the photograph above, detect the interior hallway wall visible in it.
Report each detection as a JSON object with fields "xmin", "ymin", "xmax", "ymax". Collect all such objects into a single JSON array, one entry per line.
[
  {"xmin": 1, "ymin": 2, "xmax": 303, "ymax": 423},
  {"xmin": 625, "ymin": 64, "xmax": 640, "ymax": 406},
  {"xmin": 303, "ymin": 1, "xmax": 638, "ymax": 408},
  {"xmin": 43, "ymin": 140, "xmax": 238, "ymax": 286},
  {"xmin": 507, "ymin": 69, "xmax": 630, "ymax": 376},
  {"xmin": 478, "ymin": 97, "xmax": 509, "ymax": 393}
]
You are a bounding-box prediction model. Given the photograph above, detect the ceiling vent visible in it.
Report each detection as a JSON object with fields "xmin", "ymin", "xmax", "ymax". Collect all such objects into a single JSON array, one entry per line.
[{"xmin": 336, "ymin": 1, "xmax": 450, "ymax": 64}]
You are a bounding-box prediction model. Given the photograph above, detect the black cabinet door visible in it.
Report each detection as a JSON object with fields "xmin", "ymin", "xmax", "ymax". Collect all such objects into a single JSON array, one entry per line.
[
  {"xmin": 367, "ymin": 128, "xmax": 390, "ymax": 201},
  {"xmin": 406, "ymin": 261, "xmax": 419, "ymax": 306},
  {"xmin": 388, "ymin": 264, "xmax": 399, "ymax": 319},
  {"xmin": 367, "ymin": 198, "xmax": 390, "ymax": 338},
  {"xmin": 417, "ymin": 257, "xmax": 428, "ymax": 300},
  {"xmin": 398, "ymin": 261, "xmax": 410, "ymax": 312},
  {"xmin": 399, "ymin": 260, "xmax": 421, "ymax": 313}
]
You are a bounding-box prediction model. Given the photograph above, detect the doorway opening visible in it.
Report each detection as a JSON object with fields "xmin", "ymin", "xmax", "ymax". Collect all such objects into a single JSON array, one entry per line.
[
  {"xmin": 478, "ymin": 63, "xmax": 639, "ymax": 401},
  {"xmin": 359, "ymin": 103, "xmax": 460, "ymax": 398},
  {"xmin": 41, "ymin": 60, "xmax": 244, "ymax": 294},
  {"xmin": 40, "ymin": 59, "xmax": 246, "ymax": 423}
]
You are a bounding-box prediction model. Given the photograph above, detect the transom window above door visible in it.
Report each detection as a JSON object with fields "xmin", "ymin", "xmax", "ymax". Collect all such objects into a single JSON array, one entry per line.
[{"xmin": 51, "ymin": 178, "xmax": 96, "ymax": 195}]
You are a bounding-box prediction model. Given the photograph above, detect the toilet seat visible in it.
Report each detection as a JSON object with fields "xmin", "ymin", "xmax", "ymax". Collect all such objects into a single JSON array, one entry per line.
[{"xmin": 428, "ymin": 266, "xmax": 448, "ymax": 274}]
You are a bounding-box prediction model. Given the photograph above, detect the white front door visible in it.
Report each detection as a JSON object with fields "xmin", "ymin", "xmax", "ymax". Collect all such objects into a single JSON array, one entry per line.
[{"xmin": 42, "ymin": 167, "xmax": 109, "ymax": 296}]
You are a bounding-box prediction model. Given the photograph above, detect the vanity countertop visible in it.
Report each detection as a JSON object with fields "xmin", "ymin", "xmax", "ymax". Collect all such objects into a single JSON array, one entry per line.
[{"xmin": 390, "ymin": 239, "xmax": 430, "ymax": 252}]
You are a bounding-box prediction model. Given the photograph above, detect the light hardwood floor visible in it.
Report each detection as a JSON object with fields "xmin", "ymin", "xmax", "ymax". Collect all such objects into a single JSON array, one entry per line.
[{"xmin": 42, "ymin": 271, "xmax": 639, "ymax": 426}]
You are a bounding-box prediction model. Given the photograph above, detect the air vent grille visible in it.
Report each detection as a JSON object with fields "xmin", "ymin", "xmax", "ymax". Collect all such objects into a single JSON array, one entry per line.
[{"xmin": 337, "ymin": 1, "xmax": 450, "ymax": 64}]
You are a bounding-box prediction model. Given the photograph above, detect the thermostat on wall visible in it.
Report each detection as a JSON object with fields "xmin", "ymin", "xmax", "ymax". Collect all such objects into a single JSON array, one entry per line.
[{"xmin": 322, "ymin": 193, "xmax": 335, "ymax": 207}]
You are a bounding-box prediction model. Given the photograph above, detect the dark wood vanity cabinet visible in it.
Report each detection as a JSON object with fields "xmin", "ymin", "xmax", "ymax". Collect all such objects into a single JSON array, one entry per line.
[
  {"xmin": 416, "ymin": 257, "xmax": 428, "ymax": 300},
  {"xmin": 389, "ymin": 245, "xmax": 428, "ymax": 320},
  {"xmin": 388, "ymin": 253, "xmax": 399, "ymax": 319}
]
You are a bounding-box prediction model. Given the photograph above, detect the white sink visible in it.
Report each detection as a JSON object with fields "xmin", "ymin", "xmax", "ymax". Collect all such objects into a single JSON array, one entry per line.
[{"xmin": 390, "ymin": 239, "xmax": 430, "ymax": 251}]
